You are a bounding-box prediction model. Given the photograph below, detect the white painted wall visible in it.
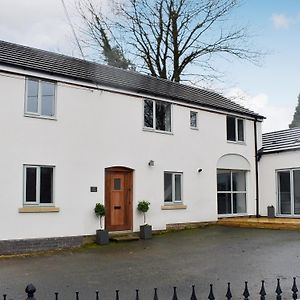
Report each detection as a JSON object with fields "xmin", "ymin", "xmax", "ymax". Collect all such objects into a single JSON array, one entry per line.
[
  {"xmin": 259, "ymin": 150, "xmax": 300, "ymax": 216},
  {"xmin": 0, "ymin": 68, "xmax": 260, "ymax": 240}
]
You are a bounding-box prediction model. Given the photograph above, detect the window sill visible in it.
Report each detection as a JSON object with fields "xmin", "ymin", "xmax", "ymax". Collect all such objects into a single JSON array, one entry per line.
[
  {"xmin": 19, "ymin": 207, "xmax": 60, "ymax": 213},
  {"xmin": 161, "ymin": 204, "xmax": 187, "ymax": 210},
  {"xmin": 143, "ymin": 128, "xmax": 173, "ymax": 135},
  {"xmin": 24, "ymin": 114, "xmax": 57, "ymax": 121},
  {"xmin": 227, "ymin": 140, "xmax": 246, "ymax": 145},
  {"xmin": 190, "ymin": 127, "xmax": 199, "ymax": 130}
]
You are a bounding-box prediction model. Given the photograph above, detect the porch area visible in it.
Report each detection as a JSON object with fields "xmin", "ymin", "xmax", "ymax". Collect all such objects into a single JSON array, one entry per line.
[{"xmin": 217, "ymin": 216, "xmax": 300, "ymax": 230}]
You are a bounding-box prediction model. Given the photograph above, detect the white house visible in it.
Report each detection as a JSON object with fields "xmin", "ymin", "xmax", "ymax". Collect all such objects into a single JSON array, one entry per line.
[
  {"xmin": 259, "ymin": 127, "xmax": 300, "ymax": 217},
  {"xmin": 0, "ymin": 40, "xmax": 264, "ymax": 253}
]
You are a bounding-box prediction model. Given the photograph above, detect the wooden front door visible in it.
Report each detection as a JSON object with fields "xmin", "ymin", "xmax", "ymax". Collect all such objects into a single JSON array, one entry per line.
[{"xmin": 105, "ymin": 167, "xmax": 133, "ymax": 231}]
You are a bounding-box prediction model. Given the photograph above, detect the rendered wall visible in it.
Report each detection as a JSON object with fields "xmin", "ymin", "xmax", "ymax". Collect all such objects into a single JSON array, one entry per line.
[
  {"xmin": 259, "ymin": 150, "xmax": 300, "ymax": 216},
  {"xmin": 0, "ymin": 68, "xmax": 259, "ymax": 240}
]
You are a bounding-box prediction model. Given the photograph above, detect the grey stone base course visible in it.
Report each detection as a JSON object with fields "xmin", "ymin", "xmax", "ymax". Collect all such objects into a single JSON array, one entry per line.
[
  {"xmin": 0, "ymin": 235, "xmax": 92, "ymax": 255},
  {"xmin": 166, "ymin": 221, "xmax": 216, "ymax": 231}
]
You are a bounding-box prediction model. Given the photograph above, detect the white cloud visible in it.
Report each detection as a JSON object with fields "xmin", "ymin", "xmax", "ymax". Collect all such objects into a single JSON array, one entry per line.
[
  {"xmin": 225, "ymin": 88, "xmax": 294, "ymax": 133},
  {"xmin": 271, "ymin": 14, "xmax": 291, "ymax": 29},
  {"xmin": 0, "ymin": 0, "xmax": 82, "ymax": 56}
]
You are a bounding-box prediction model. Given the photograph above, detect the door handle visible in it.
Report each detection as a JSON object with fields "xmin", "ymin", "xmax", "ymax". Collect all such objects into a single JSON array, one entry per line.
[{"xmin": 114, "ymin": 206, "xmax": 121, "ymax": 209}]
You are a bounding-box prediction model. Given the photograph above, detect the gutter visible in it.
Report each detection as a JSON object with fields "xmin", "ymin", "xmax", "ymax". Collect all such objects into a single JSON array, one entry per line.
[{"xmin": 254, "ymin": 118, "xmax": 260, "ymax": 218}]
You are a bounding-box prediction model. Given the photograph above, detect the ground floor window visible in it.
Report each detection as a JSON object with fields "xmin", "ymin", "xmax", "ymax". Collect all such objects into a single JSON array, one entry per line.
[
  {"xmin": 164, "ymin": 172, "xmax": 182, "ymax": 203},
  {"xmin": 217, "ymin": 169, "xmax": 247, "ymax": 214},
  {"xmin": 24, "ymin": 165, "xmax": 54, "ymax": 205},
  {"xmin": 278, "ymin": 169, "xmax": 300, "ymax": 215}
]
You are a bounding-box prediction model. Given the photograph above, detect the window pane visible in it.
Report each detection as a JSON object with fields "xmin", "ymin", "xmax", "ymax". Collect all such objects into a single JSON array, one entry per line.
[
  {"xmin": 278, "ymin": 171, "xmax": 291, "ymax": 214},
  {"xmin": 144, "ymin": 100, "xmax": 153, "ymax": 128},
  {"xmin": 232, "ymin": 171, "xmax": 246, "ymax": 191},
  {"xmin": 233, "ymin": 193, "xmax": 246, "ymax": 213},
  {"xmin": 156, "ymin": 101, "xmax": 171, "ymax": 132},
  {"xmin": 27, "ymin": 79, "xmax": 39, "ymax": 113},
  {"xmin": 26, "ymin": 167, "xmax": 37, "ymax": 202},
  {"xmin": 175, "ymin": 174, "xmax": 181, "ymax": 201},
  {"xmin": 227, "ymin": 116, "xmax": 236, "ymax": 141},
  {"xmin": 294, "ymin": 170, "xmax": 300, "ymax": 214},
  {"xmin": 217, "ymin": 170, "xmax": 231, "ymax": 191},
  {"xmin": 190, "ymin": 111, "xmax": 197, "ymax": 128},
  {"xmin": 114, "ymin": 178, "xmax": 121, "ymax": 190},
  {"xmin": 41, "ymin": 96, "xmax": 54, "ymax": 116},
  {"xmin": 238, "ymin": 119, "xmax": 244, "ymax": 141},
  {"xmin": 217, "ymin": 193, "xmax": 231, "ymax": 214},
  {"xmin": 164, "ymin": 173, "xmax": 172, "ymax": 202},
  {"xmin": 40, "ymin": 167, "xmax": 53, "ymax": 204},
  {"xmin": 41, "ymin": 82, "xmax": 55, "ymax": 116}
]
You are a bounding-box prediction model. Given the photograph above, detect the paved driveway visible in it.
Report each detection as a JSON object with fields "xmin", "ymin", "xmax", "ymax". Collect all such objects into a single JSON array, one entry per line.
[{"xmin": 1, "ymin": 226, "xmax": 300, "ymax": 299}]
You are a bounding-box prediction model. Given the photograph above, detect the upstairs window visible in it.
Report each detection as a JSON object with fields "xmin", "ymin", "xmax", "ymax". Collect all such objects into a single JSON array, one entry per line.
[
  {"xmin": 227, "ymin": 116, "xmax": 244, "ymax": 142},
  {"xmin": 190, "ymin": 111, "xmax": 198, "ymax": 129},
  {"xmin": 24, "ymin": 165, "xmax": 54, "ymax": 206},
  {"xmin": 25, "ymin": 78, "xmax": 56, "ymax": 117},
  {"xmin": 144, "ymin": 99, "xmax": 171, "ymax": 132}
]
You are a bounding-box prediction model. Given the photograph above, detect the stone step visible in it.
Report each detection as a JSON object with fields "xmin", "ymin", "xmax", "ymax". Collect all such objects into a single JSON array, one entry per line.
[
  {"xmin": 108, "ymin": 230, "xmax": 140, "ymax": 242},
  {"xmin": 109, "ymin": 234, "xmax": 140, "ymax": 242}
]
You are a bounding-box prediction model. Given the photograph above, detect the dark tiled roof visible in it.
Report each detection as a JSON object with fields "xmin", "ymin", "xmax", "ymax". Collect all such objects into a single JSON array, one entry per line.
[
  {"xmin": 0, "ymin": 40, "xmax": 263, "ymax": 118},
  {"xmin": 262, "ymin": 127, "xmax": 300, "ymax": 153}
]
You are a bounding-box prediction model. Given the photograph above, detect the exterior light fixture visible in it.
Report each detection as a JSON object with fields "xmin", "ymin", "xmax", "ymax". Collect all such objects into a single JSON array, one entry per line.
[
  {"xmin": 148, "ymin": 160, "xmax": 155, "ymax": 167},
  {"xmin": 197, "ymin": 168, "xmax": 203, "ymax": 173}
]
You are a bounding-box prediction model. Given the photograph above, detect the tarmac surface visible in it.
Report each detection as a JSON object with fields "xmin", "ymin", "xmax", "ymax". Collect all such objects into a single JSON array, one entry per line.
[{"xmin": 1, "ymin": 225, "xmax": 300, "ymax": 299}]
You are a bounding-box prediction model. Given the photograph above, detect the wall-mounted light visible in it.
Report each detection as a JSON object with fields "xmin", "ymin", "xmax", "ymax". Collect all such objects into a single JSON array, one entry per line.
[
  {"xmin": 148, "ymin": 160, "xmax": 155, "ymax": 167},
  {"xmin": 197, "ymin": 168, "xmax": 203, "ymax": 173}
]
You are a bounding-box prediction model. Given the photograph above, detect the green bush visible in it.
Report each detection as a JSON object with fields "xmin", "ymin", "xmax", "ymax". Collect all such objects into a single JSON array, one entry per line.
[
  {"xmin": 94, "ymin": 203, "xmax": 106, "ymax": 229},
  {"xmin": 94, "ymin": 203, "xmax": 106, "ymax": 217},
  {"xmin": 137, "ymin": 200, "xmax": 150, "ymax": 213},
  {"xmin": 137, "ymin": 200, "xmax": 150, "ymax": 224}
]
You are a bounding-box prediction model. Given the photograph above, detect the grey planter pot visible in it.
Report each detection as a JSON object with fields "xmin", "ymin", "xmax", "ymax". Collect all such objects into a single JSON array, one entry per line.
[
  {"xmin": 140, "ymin": 224, "xmax": 152, "ymax": 240},
  {"xmin": 96, "ymin": 229, "xmax": 109, "ymax": 245},
  {"xmin": 267, "ymin": 205, "xmax": 275, "ymax": 218}
]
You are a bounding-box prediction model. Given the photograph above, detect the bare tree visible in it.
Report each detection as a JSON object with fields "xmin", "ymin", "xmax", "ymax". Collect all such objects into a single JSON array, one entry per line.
[{"xmin": 77, "ymin": 0, "xmax": 261, "ymax": 82}]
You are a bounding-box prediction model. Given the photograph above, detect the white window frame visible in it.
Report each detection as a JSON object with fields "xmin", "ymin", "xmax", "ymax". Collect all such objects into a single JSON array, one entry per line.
[
  {"xmin": 190, "ymin": 111, "xmax": 198, "ymax": 129},
  {"xmin": 276, "ymin": 168, "xmax": 300, "ymax": 217},
  {"xmin": 226, "ymin": 116, "xmax": 245, "ymax": 143},
  {"xmin": 217, "ymin": 169, "xmax": 247, "ymax": 216},
  {"xmin": 164, "ymin": 172, "xmax": 183, "ymax": 204},
  {"xmin": 24, "ymin": 77, "xmax": 57, "ymax": 119},
  {"xmin": 143, "ymin": 99, "xmax": 173, "ymax": 133},
  {"xmin": 23, "ymin": 165, "xmax": 55, "ymax": 206}
]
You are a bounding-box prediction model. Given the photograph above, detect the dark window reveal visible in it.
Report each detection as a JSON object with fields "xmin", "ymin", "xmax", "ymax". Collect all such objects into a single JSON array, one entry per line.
[
  {"xmin": 226, "ymin": 116, "xmax": 244, "ymax": 142},
  {"xmin": 164, "ymin": 172, "xmax": 182, "ymax": 203},
  {"xmin": 155, "ymin": 101, "xmax": 171, "ymax": 131},
  {"xmin": 24, "ymin": 166, "xmax": 54, "ymax": 205},
  {"xmin": 26, "ymin": 167, "xmax": 37, "ymax": 202},
  {"xmin": 40, "ymin": 167, "xmax": 53, "ymax": 204},
  {"xmin": 190, "ymin": 111, "xmax": 198, "ymax": 128},
  {"xmin": 144, "ymin": 99, "xmax": 171, "ymax": 132},
  {"xmin": 144, "ymin": 100, "xmax": 153, "ymax": 128}
]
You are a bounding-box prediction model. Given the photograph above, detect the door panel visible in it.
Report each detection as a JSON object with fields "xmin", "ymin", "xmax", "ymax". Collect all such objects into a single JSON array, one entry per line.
[{"xmin": 105, "ymin": 168, "xmax": 133, "ymax": 231}]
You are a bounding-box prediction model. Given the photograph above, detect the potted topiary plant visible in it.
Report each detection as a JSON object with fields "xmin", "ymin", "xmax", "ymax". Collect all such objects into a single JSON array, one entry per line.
[
  {"xmin": 94, "ymin": 203, "xmax": 109, "ymax": 245},
  {"xmin": 137, "ymin": 200, "xmax": 152, "ymax": 239}
]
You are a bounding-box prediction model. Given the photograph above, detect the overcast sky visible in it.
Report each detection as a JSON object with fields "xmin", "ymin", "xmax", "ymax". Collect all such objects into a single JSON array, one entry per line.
[{"xmin": 0, "ymin": 0, "xmax": 299, "ymax": 133}]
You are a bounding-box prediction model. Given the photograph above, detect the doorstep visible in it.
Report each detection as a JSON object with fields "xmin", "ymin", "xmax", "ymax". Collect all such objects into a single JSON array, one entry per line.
[{"xmin": 108, "ymin": 231, "xmax": 140, "ymax": 242}]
